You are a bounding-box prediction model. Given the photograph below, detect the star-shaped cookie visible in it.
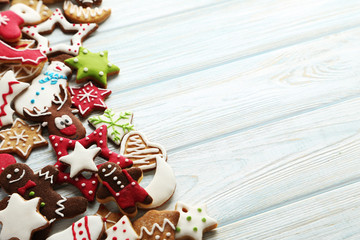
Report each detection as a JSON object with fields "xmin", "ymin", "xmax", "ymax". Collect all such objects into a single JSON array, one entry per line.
[
  {"xmin": 65, "ymin": 47, "xmax": 120, "ymax": 88},
  {"xmin": 69, "ymin": 81, "xmax": 112, "ymax": 117},
  {"xmin": 0, "ymin": 118, "xmax": 48, "ymax": 159},
  {"xmin": 59, "ymin": 141, "xmax": 100, "ymax": 178},
  {"xmin": 49, "ymin": 125, "xmax": 133, "ymax": 201},
  {"xmin": 22, "ymin": 8, "xmax": 98, "ymax": 55},
  {"xmin": 95, "ymin": 204, "xmax": 123, "ymax": 230},
  {"xmin": 0, "ymin": 193, "xmax": 49, "ymax": 240}
]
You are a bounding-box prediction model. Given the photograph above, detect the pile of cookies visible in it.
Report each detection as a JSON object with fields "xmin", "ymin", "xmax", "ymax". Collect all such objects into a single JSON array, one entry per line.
[{"xmin": 0, "ymin": 0, "xmax": 217, "ymax": 239}]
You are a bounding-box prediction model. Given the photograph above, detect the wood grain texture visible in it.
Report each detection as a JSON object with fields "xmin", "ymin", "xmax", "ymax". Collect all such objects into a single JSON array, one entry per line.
[{"xmin": 0, "ymin": 0, "xmax": 360, "ymax": 239}]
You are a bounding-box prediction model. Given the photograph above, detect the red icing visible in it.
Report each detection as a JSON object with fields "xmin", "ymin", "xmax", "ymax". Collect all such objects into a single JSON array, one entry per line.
[
  {"xmin": 17, "ymin": 180, "xmax": 36, "ymax": 195},
  {"xmin": 60, "ymin": 124, "xmax": 77, "ymax": 136},
  {"xmin": 0, "ymin": 81, "xmax": 19, "ymax": 127},
  {"xmin": 0, "ymin": 40, "xmax": 47, "ymax": 65},
  {"xmin": 72, "ymin": 221, "xmax": 77, "ymax": 240},
  {"xmin": 84, "ymin": 216, "xmax": 91, "ymax": 240},
  {"xmin": 0, "ymin": 11, "xmax": 24, "ymax": 42},
  {"xmin": 0, "ymin": 153, "xmax": 16, "ymax": 175},
  {"xmin": 113, "ymin": 226, "xmax": 117, "ymax": 231},
  {"xmin": 101, "ymin": 170, "xmax": 150, "ymax": 210},
  {"xmin": 49, "ymin": 125, "xmax": 132, "ymax": 201},
  {"xmin": 68, "ymin": 82, "xmax": 112, "ymax": 117}
]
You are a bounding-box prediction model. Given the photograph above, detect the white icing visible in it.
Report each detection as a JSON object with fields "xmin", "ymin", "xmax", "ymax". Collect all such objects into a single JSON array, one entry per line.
[
  {"xmin": 0, "ymin": 71, "xmax": 29, "ymax": 127},
  {"xmin": 104, "ymin": 167, "xmax": 116, "ymax": 177},
  {"xmin": 9, "ymin": 169, "xmax": 25, "ymax": 184},
  {"xmin": 59, "ymin": 141, "xmax": 100, "ymax": 178},
  {"xmin": 140, "ymin": 156, "xmax": 176, "ymax": 209},
  {"xmin": 0, "ymin": 194, "xmax": 48, "ymax": 240},
  {"xmin": 120, "ymin": 131, "xmax": 167, "ymax": 170},
  {"xmin": 14, "ymin": 62, "xmax": 71, "ymax": 116},
  {"xmin": 139, "ymin": 218, "xmax": 176, "ymax": 238},
  {"xmin": 105, "ymin": 215, "xmax": 138, "ymax": 240},
  {"xmin": 175, "ymin": 202, "xmax": 218, "ymax": 240},
  {"xmin": 10, "ymin": 3, "xmax": 41, "ymax": 24},
  {"xmin": 55, "ymin": 196, "xmax": 66, "ymax": 218},
  {"xmin": 22, "ymin": 9, "xmax": 97, "ymax": 55},
  {"xmin": 37, "ymin": 169, "xmax": 54, "ymax": 184},
  {"xmin": 8, "ymin": 129, "xmax": 28, "ymax": 145},
  {"xmin": 63, "ymin": 1, "xmax": 109, "ymax": 19},
  {"xmin": 47, "ymin": 216, "xmax": 104, "ymax": 240},
  {"xmin": 0, "ymin": 13, "xmax": 9, "ymax": 26}
]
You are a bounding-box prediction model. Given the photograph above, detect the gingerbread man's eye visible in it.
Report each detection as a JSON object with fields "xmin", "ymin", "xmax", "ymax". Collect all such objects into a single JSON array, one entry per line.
[
  {"xmin": 14, "ymin": 168, "xmax": 19, "ymax": 173},
  {"xmin": 6, "ymin": 174, "xmax": 11, "ymax": 179}
]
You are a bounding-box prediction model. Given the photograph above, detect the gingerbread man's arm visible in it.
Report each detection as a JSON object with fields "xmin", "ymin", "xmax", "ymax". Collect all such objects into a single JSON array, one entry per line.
[
  {"xmin": 61, "ymin": 196, "xmax": 88, "ymax": 218},
  {"xmin": 0, "ymin": 196, "xmax": 10, "ymax": 211},
  {"xmin": 126, "ymin": 168, "xmax": 143, "ymax": 182},
  {"xmin": 97, "ymin": 182, "xmax": 112, "ymax": 200},
  {"xmin": 37, "ymin": 165, "xmax": 59, "ymax": 186}
]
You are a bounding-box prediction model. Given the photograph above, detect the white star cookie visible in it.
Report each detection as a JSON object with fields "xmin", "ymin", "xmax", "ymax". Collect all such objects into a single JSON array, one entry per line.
[
  {"xmin": 59, "ymin": 141, "xmax": 100, "ymax": 178},
  {"xmin": 175, "ymin": 202, "xmax": 218, "ymax": 240},
  {"xmin": 0, "ymin": 71, "xmax": 29, "ymax": 128},
  {"xmin": 105, "ymin": 215, "xmax": 138, "ymax": 240},
  {"xmin": 0, "ymin": 193, "xmax": 48, "ymax": 240}
]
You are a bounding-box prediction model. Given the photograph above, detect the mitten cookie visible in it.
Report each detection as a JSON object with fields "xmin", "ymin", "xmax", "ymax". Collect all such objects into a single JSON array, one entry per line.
[
  {"xmin": 175, "ymin": 202, "xmax": 218, "ymax": 240},
  {"xmin": 133, "ymin": 210, "xmax": 180, "ymax": 240},
  {"xmin": 0, "ymin": 10, "xmax": 24, "ymax": 42},
  {"xmin": 97, "ymin": 162, "xmax": 153, "ymax": 217},
  {"xmin": 0, "ymin": 193, "xmax": 49, "ymax": 240},
  {"xmin": 0, "ymin": 163, "xmax": 88, "ymax": 239},
  {"xmin": 47, "ymin": 216, "xmax": 104, "ymax": 240}
]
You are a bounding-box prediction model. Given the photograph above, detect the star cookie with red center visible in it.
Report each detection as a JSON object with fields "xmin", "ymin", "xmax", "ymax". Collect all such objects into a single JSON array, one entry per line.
[
  {"xmin": 69, "ymin": 81, "xmax": 111, "ymax": 117},
  {"xmin": 0, "ymin": 118, "xmax": 47, "ymax": 159},
  {"xmin": 49, "ymin": 125, "xmax": 132, "ymax": 201}
]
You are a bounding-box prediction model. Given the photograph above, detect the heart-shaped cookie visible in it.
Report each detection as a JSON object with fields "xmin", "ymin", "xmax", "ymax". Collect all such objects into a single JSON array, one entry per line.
[{"xmin": 119, "ymin": 131, "xmax": 167, "ymax": 171}]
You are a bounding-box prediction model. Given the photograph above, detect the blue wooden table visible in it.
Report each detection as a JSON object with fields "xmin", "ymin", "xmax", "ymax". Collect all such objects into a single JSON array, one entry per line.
[{"xmin": 3, "ymin": 0, "xmax": 360, "ymax": 239}]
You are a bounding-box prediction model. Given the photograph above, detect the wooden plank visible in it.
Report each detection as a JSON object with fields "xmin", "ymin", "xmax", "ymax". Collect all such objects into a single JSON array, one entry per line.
[
  {"xmin": 78, "ymin": 0, "xmax": 360, "ymax": 91},
  {"xmin": 206, "ymin": 181, "xmax": 360, "ymax": 239}
]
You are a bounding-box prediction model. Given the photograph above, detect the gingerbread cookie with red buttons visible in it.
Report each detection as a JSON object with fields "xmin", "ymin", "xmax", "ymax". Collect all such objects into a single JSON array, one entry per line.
[{"xmin": 97, "ymin": 162, "xmax": 153, "ymax": 218}]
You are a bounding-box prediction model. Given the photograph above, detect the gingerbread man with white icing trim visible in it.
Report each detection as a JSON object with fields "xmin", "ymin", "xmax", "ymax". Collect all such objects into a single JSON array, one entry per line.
[{"xmin": 0, "ymin": 163, "xmax": 88, "ymax": 240}]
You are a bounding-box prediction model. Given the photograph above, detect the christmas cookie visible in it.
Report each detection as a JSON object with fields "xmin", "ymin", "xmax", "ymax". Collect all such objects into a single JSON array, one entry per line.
[
  {"xmin": 64, "ymin": 1, "xmax": 111, "ymax": 24},
  {"xmin": 0, "ymin": 153, "xmax": 16, "ymax": 175},
  {"xmin": 0, "ymin": 163, "xmax": 88, "ymax": 239},
  {"xmin": 89, "ymin": 109, "xmax": 134, "ymax": 145},
  {"xmin": 49, "ymin": 125, "xmax": 133, "ymax": 201},
  {"xmin": 76, "ymin": 0, "xmax": 101, "ymax": 7},
  {"xmin": 0, "ymin": 40, "xmax": 47, "ymax": 82},
  {"xmin": 47, "ymin": 215, "xmax": 104, "ymax": 240},
  {"xmin": 10, "ymin": 0, "xmax": 52, "ymax": 25},
  {"xmin": 0, "ymin": 71, "xmax": 29, "ymax": 128},
  {"xmin": 23, "ymin": 85, "xmax": 86, "ymax": 140},
  {"xmin": 133, "ymin": 210, "xmax": 180, "ymax": 240},
  {"xmin": 0, "ymin": 10, "xmax": 24, "ymax": 42},
  {"xmin": 175, "ymin": 202, "xmax": 218, "ymax": 240},
  {"xmin": 14, "ymin": 56, "xmax": 72, "ymax": 117},
  {"xmin": 0, "ymin": 118, "xmax": 47, "ymax": 159},
  {"xmin": 69, "ymin": 81, "xmax": 112, "ymax": 117},
  {"xmin": 97, "ymin": 162, "xmax": 153, "ymax": 217},
  {"xmin": 95, "ymin": 204, "xmax": 123, "ymax": 230},
  {"xmin": 65, "ymin": 47, "xmax": 120, "ymax": 88},
  {"xmin": 141, "ymin": 156, "xmax": 176, "ymax": 209},
  {"xmin": 120, "ymin": 131, "xmax": 167, "ymax": 171},
  {"xmin": 105, "ymin": 215, "xmax": 138, "ymax": 240},
  {"xmin": 22, "ymin": 8, "xmax": 98, "ymax": 55},
  {"xmin": 0, "ymin": 193, "xmax": 49, "ymax": 240}
]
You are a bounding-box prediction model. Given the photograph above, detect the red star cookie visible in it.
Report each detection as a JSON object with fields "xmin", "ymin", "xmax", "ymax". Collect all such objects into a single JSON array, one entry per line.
[
  {"xmin": 69, "ymin": 82, "xmax": 111, "ymax": 117},
  {"xmin": 49, "ymin": 125, "xmax": 132, "ymax": 201}
]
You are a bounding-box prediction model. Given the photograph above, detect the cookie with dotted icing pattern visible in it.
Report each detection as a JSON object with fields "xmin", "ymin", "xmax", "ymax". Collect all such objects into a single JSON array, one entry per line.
[
  {"xmin": 69, "ymin": 81, "xmax": 112, "ymax": 118},
  {"xmin": 47, "ymin": 215, "xmax": 104, "ymax": 240},
  {"xmin": 0, "ymin": 163, "xmax": 88, "ymax": 239},
  {"xmin": 0, "ymin": 118, "xmax": 47, "ymax": 160},
  {"xmin": 133, "ymin": 210, "xmax": 180, "ymax": 240},
  {"xmin": 49, "ymin": 125, "xmax": 133, "ymax": 201},
  {"xmin": 0, "ymin": 193, "xmax": 49, "ymax": 240},
  {"xmin": 175, "ymin": 202, "xmax": 218, "ymax": 240},
  {"xmin": 63, "ymin": 1, "xmax": 111, "ymax": 24},
  {"xmin": 10, "ymin": 0, "xmax": 52, "ymax": 25},
  {"xmin": 22, "ymin": 8, "xmax": 98, "ymax": 56},
  {"xmin": 97, "ymin": 162, "xmax": 153, "ymax": 217},
  {"xmin": 65, "ymin": 47, "xmax": 120, "ymax": 88},
  {"xmin": 105, "ymin": 215, "xmax": 138, "ymax": 240}
]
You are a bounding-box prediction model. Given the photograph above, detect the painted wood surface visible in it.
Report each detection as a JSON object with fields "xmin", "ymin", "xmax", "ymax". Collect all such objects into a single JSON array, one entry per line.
[{"xmin": 1, "ymin": 0, "xmax": 360, "ymax": 239}]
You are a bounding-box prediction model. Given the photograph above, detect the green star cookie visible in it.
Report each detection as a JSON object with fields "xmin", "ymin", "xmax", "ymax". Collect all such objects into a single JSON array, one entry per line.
[{"xmin": 65, "ymin": 47, "xmax": 120, "ymax": 88}]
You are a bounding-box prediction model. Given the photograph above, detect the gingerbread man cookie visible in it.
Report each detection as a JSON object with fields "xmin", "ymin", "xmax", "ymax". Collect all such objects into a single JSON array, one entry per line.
[
  {"xmin": 97, "ymin": 162, "xmax": 153, "ymax": 217},
  {"xmin": 0, "ymin": 163, "xmax": 88, "ymax": 239}
]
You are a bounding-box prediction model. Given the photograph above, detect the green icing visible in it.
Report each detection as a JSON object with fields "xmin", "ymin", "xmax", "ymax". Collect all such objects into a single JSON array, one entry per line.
[
  {"xmin": 193, "ymin": 227, "xmax": 198, "ymax": 232},
  {"xmin": 89, "ymin": 109, "xmax": 135, "ymax": 144},
  {"xmin": 197, "ymin": 208, "xmax": 202, "ymax": 212},
  {"xmin": 176, "ymin": 227, "xmax": 181, "ymax": 232},
  {"xmin": 65, "ymin": 47, "xmax": 120, "ymax": 88},
  {"xmin": 40, "ymin": 202, "xmax": 45, "ymax": 207},
  {"xmin": 202, "ymin": 217, "xmax": 206, "ymax": 222},
  {"xmin": 187, "ymin": 216, "xmax": 192, "ymax": 221},
  {"xmin": 29, "ymin": 191, "xmax": 35, "ymax": 197}
]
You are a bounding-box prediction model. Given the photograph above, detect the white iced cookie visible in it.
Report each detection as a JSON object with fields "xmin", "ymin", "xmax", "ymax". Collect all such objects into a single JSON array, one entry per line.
[{"xmin": 105, "ymin": 215, "xmax": 138, "ymax": 240}]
